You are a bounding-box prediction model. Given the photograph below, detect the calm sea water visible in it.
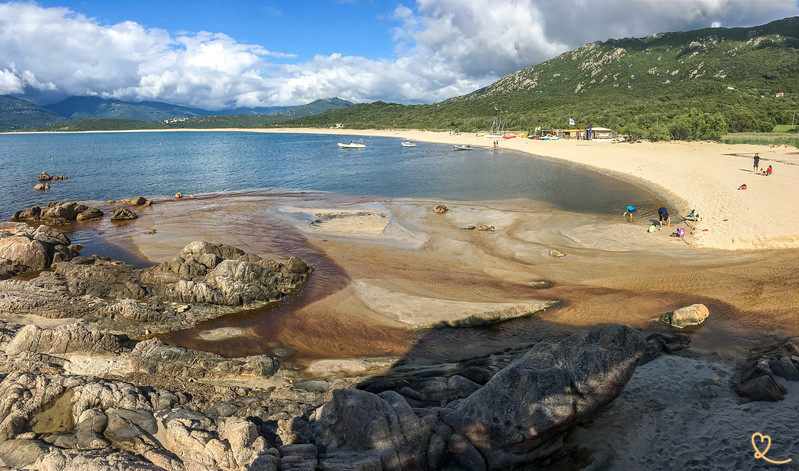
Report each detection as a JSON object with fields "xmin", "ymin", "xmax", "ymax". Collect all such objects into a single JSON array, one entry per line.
[{"xmin": 0, "ymin": 131, "xmax": 663, "ymax": 222}]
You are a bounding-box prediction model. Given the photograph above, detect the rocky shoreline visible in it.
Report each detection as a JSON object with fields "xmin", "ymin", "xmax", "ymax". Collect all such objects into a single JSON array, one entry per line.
[{"xmin": 3, "ymin": 206, "xmax": 799, "ymax": 469}]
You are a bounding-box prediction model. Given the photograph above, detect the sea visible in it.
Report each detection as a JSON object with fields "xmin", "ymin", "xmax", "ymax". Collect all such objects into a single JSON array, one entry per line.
[
  {"xmin": 0, "ymin": 130, "xmax": 664, "ymax": 224},
  {"xmin": 1, "ymin": 130, "xmax": 671, "ymax": 360}
]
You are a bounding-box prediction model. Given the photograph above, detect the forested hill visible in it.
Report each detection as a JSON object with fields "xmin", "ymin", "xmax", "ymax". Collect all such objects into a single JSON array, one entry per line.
[{"xmin": 290, "ymin": 16, "xmax": 799, "ymax": 140}]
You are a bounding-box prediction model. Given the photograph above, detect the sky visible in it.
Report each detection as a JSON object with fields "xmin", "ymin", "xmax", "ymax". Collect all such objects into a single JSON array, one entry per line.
[{"xmin": 1, "ymin": 0, "xmax": 798, "ymax": 110}]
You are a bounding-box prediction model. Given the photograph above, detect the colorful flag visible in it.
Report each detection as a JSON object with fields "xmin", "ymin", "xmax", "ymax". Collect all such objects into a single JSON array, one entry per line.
[{"xmin": 569, "ymin": 118, "xmax": 575, "ymax": 126}]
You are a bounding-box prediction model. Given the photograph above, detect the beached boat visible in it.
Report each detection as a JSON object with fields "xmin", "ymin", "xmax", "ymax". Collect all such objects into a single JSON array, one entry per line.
[
  {"xmin": 401, "ymin": 141, "xmax": 417, "ymax": 147},
  {"xmin": 453, "ymin": 145, "xmax": 473, "ymax": 151},
  {"xmin": 337, "ymin": 140, "xmax": 366, "ymax": 149}
]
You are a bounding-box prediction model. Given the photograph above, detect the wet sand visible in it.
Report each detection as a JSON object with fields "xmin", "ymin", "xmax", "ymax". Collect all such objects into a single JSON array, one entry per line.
[{"xmin": 92, "ymin": 188, "xmax": 799, "ymax": 368}]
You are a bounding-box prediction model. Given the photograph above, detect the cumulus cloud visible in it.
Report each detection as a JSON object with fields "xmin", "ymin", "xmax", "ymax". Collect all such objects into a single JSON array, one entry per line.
[{"xmin": 0, "ymin": 0, "xmax": 797, "ymax": 109}]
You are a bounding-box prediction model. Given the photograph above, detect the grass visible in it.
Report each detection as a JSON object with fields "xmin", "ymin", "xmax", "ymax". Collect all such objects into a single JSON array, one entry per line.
[
  {"xmin": 772, "ymin": 125, "xmax": 798, "ymax": 132},
  {"xmin": 720, "ymin": 133, "xmax": 799, "ymax": 149}
]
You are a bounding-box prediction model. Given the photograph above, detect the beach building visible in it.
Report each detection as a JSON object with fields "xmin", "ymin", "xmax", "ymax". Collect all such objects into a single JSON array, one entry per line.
[{"xmin": 561, "ymin": 127, "xmax": 618, "ymax": 140}]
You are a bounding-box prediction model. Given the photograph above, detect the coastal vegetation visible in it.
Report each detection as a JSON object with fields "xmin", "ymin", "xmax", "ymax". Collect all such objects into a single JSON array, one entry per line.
[
  {"xmin": 3, "ymin": 17, "xmax": 798, "ymax": 145},
  {"xmin": 287, "ymin": 17, "xmax": 799, "ymax": 142}
]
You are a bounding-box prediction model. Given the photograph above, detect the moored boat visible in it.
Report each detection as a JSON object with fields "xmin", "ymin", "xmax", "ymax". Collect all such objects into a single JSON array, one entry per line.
[
  {"xmin": 401, "ymin": 141, "xmax": 417, "ymax": 147},
  {"xmin": 453, "ymin": 145, "xmax": 473, "ymax": 151},
  {"xmin": 337, "ymin": 140, "xmax": 366, "ymax": 149}
]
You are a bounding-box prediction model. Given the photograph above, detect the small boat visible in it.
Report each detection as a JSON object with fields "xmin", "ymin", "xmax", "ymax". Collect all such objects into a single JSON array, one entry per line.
[
  {"xmin": 453, "ymin": 145, "xmax": 473, "ymax": 151},
  {"xmin": 401, "ymin": 141, "xmax": 417, "ymax": 147},
  {"xmin": 337, "ymin": 140, "xmax": 365, "ymax": 149}
]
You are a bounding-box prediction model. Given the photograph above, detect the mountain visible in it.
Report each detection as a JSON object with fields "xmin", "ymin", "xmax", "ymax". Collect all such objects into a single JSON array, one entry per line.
[
  {"xmin": 268, "ymin": 98, "xmax": 353, "ymax": 120},
  {"xmin": 42, "ymin": 96, "xmax": 349, "ymax": 123},
  {"xmin": 0, "ymin": 96, "xmax": 353, "ymax": 131},
  {"xmin": 44, "ymin": 96, "xmax": 214, "ymax": 122},
  {"xmin": 0, "ymin": 95, "xmax": 67, "ymax": 130},
  {"xmin": 290, "ymin": 17, "xmax": 799, "ymax": 139}
]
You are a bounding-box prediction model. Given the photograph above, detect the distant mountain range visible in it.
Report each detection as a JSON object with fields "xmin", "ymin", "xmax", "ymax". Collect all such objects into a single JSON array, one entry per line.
[
  {"xmin": 0, "ymin": 96, "xmax": 353, "ymax": 131},
  {"xmin": 3, "ymin": 16, "xmax": 798, "ymax": 137}
]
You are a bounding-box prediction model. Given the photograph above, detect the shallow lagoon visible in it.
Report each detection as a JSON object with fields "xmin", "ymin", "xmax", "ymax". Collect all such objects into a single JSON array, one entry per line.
[{"xmin": 0, "ymin": 131, "xmax": 665, "ymax": 223}]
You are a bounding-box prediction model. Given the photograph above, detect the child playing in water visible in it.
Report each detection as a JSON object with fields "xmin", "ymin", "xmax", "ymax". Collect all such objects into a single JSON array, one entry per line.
[{"xmin": 624, "ymin": 205, "xmax": 637, "ymax": 221}]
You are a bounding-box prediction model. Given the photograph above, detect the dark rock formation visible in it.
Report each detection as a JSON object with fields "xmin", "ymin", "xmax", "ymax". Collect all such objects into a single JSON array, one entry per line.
[
  {"xmin": 0, "ymin": 241, "xmax": 311, "ymax": 336},
  {"xmin": 12, "ymin": 202, "xmax": 103, "ymax": 224},
  {"xmin": 0, "ymin": 223, "xmax": 82, "ymax": 279},
  {"xmin": 130, "ymin": 339, "xmax": 280, "ymax": 381},
  {"xmin": 736, "ymin": 337, "xmax": 799, "ymax": 402},
  {"xmin": 0, "ymin": 324, "xmax": 648, "ymax": 471},
  {"xmin": 110, "ymin": 207, "xmax": 137, "ymax": 221}
]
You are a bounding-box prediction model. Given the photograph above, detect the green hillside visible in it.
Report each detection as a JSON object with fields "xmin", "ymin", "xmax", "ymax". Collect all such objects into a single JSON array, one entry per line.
[
  {"xmin": 290, "ymin": 17, "xmax": 799, "ymax": 141},
  {"xmin": 0, "ymin": 95, "xmax": 67, "ymax": 130}
]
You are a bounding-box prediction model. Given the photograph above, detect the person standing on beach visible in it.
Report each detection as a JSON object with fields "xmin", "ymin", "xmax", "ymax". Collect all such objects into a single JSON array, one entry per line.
[
  {"xmin": 658, "ymin": 207, "xmax": 670, "ymax": 229},
  {"xmin": 624, "ymin": 205, "xmax": 637, "ymax": 221},
  {"xmin": 753, "ymin": 153, "xmax": 760, "ymax": 173}
]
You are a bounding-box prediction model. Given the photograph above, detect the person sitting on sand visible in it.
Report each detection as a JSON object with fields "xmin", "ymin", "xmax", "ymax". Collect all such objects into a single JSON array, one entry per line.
[
  {"xmin": 624, "ymin": 205, "xmax": 637, "ymax": 221},
  {"xmin": 658, "ymin": 207, "xmax": 670, "ymax": 229},
  {"xmin": 766, "ymin": 165, "xmax": 772, "ymax": 176}
]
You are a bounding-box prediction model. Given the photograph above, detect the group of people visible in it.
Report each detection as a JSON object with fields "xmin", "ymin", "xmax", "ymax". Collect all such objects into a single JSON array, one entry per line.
[
  {"xmin": 754, "ymin": 153, "xmax": 773, "ymax": 176},
  {"xmin": 623, "ymin": 205, "xmax": 671, "ymax": 229}
]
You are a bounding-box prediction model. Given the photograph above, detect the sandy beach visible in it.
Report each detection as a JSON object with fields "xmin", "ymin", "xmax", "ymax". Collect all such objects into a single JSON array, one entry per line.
[
  {"xmin": 5, "ymin": 128, "xmax": 799, "ymax": 468},
  {"xmin": 260, "ymin": 127, "xmax": 799, "ymax": 251}
]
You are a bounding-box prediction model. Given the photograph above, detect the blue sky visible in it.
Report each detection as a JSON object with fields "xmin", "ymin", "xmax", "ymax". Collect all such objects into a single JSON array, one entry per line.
[
  {"xmin": 32, "ymin": 0, "xmax": 404, "ymax": 62},
  {"xmin": 2, "ymin": 0, "xmax": 799, "ymax": 110}
]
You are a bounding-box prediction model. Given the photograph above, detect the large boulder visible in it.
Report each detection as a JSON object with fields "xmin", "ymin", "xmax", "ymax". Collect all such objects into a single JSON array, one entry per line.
[
  {"xmin": 660, "ymin": 303, "xmax": 709, "ymax": 328},
  {"xmin": 12, "ymin": 202, "xmax": 103, "ymax": 224},
  {"xmin": 438, "ymin": 324, "xmax": 647, "ymax": 469},
  {"xmin": 0, "ymin": 223, "xmax": 81, "ymax": 277}
]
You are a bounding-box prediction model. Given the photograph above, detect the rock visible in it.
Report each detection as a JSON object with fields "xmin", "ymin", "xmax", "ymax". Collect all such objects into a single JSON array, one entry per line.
[
  {"xmin": 0, "ymin": 236, "xmax": 49, "ymax": 271},
  {"xmin": 123, "ymin": 196, "xmax": 147, "ymax": 206},
  {"xmin": 38, "ymin": 172, "xmax": 52, "ymax": 181},
  {"xmin": 549, "ymin": 248, "xmax": 566, "ymax": 257},
  {"xmin": 433, "ymin": 204, "xmax": 449, "ymax": 214},
  {"xmin": 476, "ymin": 224, "xmax": 494, "ymax": 231},
  {"xmin": 0, "ymin": 240, "xmax": 311, "ymax": 336},
  {"xmin": 110, "ymin": 207, "xmax": 137, "ymax": 221},
  {"xmin": 145, "ymin": 229, "xmax": 157, "ymax": 235},
  {"xmin": 76, "ymin": 207, "xmax": 103, "ymax": 221},
  {"xmin": 107, "ymin": 200, "xmax": 116, "ymax": 204},
  {"xmin": 175, "ymin": 192, "xmax": 183, "ymax": 199},
  {"xmin": 736, "ymin": 337, "xmax": 799, "ymax": 402},
  {"xmin": 188, "ymin": 194, "xmax": 195, "ymax": 199},
  {"xmin": 438, "ymin": 324, "xmax": 646, "ymax": 469},
  {"xmin": 661, "ymin": 303, "xmax": 709, "ymax": 328},
  {"xmin": 0, "ymin": 438, "xmax": 52, "ymax": 469},
  {"xmin": 530, "ymin": 280, "xmax": 552, "ymax": 289},
  {"xmin": 0, "ymin": 223, "xmax": 81, "ymax": 277},
  {"xmin": 6, "ymin": 324, "xmax": 126, "ymax": 356},
  {"xmin": 310, "ymin": 389, "xmax": 432, "ymax": 469},
  {"xmin": 34, "ymin": 183, "xmax": 49, "ymax": 190},
  {"xmin": 130, "ymin": 339, "xmax": 280, "ymax": 381},
  {"xmin": 463, "ymin": 225, "xmax": 476, "ymax": 230},
  {"xmin": 12, "ymin": 202, "xmax": 103, "ymax": 224},
  {"xmin": 176, "ymin": 305, "xmax": 190, "ymax": 313}
]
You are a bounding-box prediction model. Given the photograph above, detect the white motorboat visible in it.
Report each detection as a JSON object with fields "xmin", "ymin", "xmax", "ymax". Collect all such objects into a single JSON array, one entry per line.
[
  {"xmin": 337, "ymin": 140, "xmax": 366, "ymax": 149},
  {"xmin": 453, "ymin": 145, "xmax": 473, "ymax": 151},
  {"xmin": 401, "ymin": 141, "xmax": 417, "ymax": 147}
]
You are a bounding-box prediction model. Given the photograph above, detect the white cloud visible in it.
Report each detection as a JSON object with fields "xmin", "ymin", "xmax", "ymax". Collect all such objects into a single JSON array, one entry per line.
[{"xmin": 0, "ymin": 1, "xmax": 797, "ymax": 109}]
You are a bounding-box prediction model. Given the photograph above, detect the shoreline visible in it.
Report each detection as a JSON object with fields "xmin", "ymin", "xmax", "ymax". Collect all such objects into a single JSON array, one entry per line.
[
  {"xmin": 21, "ymin": 126, "xmax": 795, "ymax": 250},
  {"xmin": 259, "ymin": 127, "xmax": 799, "ymax": 251}
]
